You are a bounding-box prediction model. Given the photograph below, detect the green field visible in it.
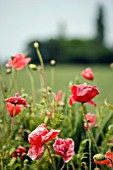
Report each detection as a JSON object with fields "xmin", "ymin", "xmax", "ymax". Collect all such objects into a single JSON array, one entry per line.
[{"xmin": 1, "ymin": 64, "xmax": 113, "ymax": 105}]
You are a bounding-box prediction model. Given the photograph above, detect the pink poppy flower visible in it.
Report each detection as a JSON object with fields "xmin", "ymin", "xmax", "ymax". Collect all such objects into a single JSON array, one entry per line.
[
  {"xmin": 81, "ymin": 67, "xmax": 94, "ymax": 80},
  {"xmin": 6, "ymin": 53, "xmax": 31, "ymax": 70},
  {"xmin": 5, "ymin": 93, "xmax": 29, "ymax": 108},
  {"xmin": 53, "ymin": 138, "xmax": 74, "ymax": 163},
  {"xmin": 84, "ymin": 113, "xmax": 98, "ymax": 130},
  {"xmin": 12, "ymin": 146, "xmax": 26, "ymax": 160},
  {"xmin": 6, "ymin": 103, "xmax": 22, "ymax": 117},
  {"xmin": 69, "ymin": 83, "xmax": 99, "ymax": 106},
  {"xmin": 28, "ymin": 124, "xmax": 60, "ymax": 160}
]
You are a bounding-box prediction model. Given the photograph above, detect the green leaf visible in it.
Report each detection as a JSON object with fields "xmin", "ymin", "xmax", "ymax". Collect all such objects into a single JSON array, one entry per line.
[
  {"xmin": 8, "ymin": 157, "xmax": 16, "ymax": 167},
  {"xmin": 105, "ymin": 99, "xmax": 113, "ymax": 111}
]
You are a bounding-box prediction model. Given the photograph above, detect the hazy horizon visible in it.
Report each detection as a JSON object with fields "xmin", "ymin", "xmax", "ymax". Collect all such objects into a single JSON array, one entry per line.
[{"xmin": 0, "ymin": 0, "xmax": 113, "ymax": 63}]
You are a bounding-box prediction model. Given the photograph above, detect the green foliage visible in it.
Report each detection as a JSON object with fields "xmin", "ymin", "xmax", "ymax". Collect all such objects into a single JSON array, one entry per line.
[{"xmin": 1, "ymin": 55, "xmax": 113, "ymax": 169}]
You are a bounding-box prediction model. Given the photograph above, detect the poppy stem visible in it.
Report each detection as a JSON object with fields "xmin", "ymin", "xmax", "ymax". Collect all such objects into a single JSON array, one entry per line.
[
  {"xmin": 44, "ymin": 143, "xmax": 56, "ymax": 170},
  {"xmin": 81, "ymin": 103, "xmax": 100, "ymax": 170},
  {"xmin": 60, "ymin": 163, "xmax": 65, "ymax": 170},
  {"xmin": 26, "ymin": 67, "xmax": 36, "ymax": 102},
  {"xmin": 81, "ymin": 103, "xmax": 99, "ymax": 153}
]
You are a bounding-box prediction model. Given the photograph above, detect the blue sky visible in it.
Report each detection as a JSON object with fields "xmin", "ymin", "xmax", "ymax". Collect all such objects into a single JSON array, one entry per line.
[{"xmin": 0, "ymin": 0, "xmax": 113, "ymax": 62}]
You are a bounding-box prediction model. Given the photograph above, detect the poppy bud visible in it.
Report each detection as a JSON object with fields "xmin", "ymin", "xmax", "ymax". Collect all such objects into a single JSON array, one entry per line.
[
  {"xmin": 93, "ymin": 154, "xmax": 105, "ymax": 161},
  {"xmin": 50, "ymin": 60, "xmax": 56, "ymax": 66},
  {"xmin": 29, "ymin": 64, "xmax": 37, "ymax": 71},
  {"xmin": 34, "ymin": 42, "xmax": 39, "ymax": 48}
]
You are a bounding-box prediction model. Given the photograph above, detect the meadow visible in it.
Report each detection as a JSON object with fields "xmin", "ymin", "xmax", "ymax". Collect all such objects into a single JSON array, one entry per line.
[
  {"xmin": 2, "ymin": 64, "xmax": 113, "ymax": 104},
  {"xmin": 1, "ymin": 61, "xmax": 113, "ymax": 170}
]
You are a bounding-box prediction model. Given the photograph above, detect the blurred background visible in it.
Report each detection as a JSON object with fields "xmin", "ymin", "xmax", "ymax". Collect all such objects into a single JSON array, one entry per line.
[{"xmin": 0, "ymin": 0, "xmax": 113, "ymax": 64}]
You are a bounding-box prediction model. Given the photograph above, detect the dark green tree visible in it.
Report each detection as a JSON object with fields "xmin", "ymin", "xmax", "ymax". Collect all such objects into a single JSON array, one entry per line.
[{"xmin": 96, "ymin": 5, "xmax": 105, "ymax": 43}]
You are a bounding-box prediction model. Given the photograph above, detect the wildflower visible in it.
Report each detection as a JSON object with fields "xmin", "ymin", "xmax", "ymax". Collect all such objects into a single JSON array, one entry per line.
[
  {"xmin": 84, "ymin": 113, "xmax": 98, "ymax": 130},
  {"xmin": 6, "ymin": 103, "xmax": 22, "ymax": 117},
  {"xmin": 55, "ymin": 90, "xmax": 64, "ymax": 106},
  {"xmin": 6, "ymin": 53, "xmax": 31, "ymax": 70},
  {"xmin": 53, "ymin": 138, "xmax": 74, "ymax": 163},
  {"xmin": 81, "ymin": 67, "xmax": 94, "ymax": 80},
  {"xmin": 27, "ymin": 124, "xmax": 60, "ymax": 160},
  {"xmin": 94, "ymin": 152, "xmax": 113, "ymax": 168},
  {"xmin": 12, "ymin": 146, "xmax": 26, "ymax": 160},
  {"xmin": 5, "ymin": 93, "xmax": 29, "ymax": 117},
  {"xmin": 5, "ymin": 93, "xmax": 29, "ymax": 108},
  {"xmin": 69, "ymin": 83, "xmax": 99, "ymax": 106}
]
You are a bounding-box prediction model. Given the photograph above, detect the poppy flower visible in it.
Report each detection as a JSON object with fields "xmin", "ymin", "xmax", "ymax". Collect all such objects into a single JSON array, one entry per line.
[
  {"xmin": 94, "ymin": 152, "xmax": 113, "ymax": 167},
  {"xmin": 53, "ymin": 138, "xmax": 74, "ymax": 163},
  {"xmin": 5, "ymin": 93, "xmax": 29, "ymax": 108},
  {"xmin": 81, "ymin": 67, "xmax": 94, "ymax": 80},
  {"xmin": 69, "ymin": 83, "xmax": 99, "ymax": 106},
  {"xmin": 55, "ymin": 90, "xmax": 64, "ymax": 106},
  {"xmin": 6, "ymin": 103, "xmax": 22, "ymax": 117},
  {"xmin": 27, "ymin": 124, "xmax": 60, "ymax": 160},
  {"xmin": 12, "ymin": 146, "xmax": 26, "ymax": 160},
  {"xmin": 84, "ymin": 113, "xmax": 98, "ymax": 130},
  {"xmin": 56, "ymin": 90, "xmax": 62, "ymax": 103},
  {"xmin": 6, "ymin": 53, "xmax": 31, "ymax": 70}
]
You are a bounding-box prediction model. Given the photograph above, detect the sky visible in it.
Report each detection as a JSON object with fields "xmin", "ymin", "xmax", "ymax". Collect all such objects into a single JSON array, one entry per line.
[{"xmin": 0, "ymin": 0, "xmax": 113, "ymax": 62}]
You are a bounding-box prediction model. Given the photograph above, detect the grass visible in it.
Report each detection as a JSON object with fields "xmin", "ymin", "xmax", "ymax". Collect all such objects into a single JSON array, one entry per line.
[{"xmin": 1, "ymin": 64, "xmax": 113, "ymax": 104}]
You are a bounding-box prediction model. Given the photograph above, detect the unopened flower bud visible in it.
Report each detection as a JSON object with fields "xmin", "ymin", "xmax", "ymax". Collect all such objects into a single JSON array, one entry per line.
[
  {"xmin": 34, "ymin": 42, "xmax": 39, "ymax": 48},
  {"xmin": 50, "ymin": 60, "xmax": 56, "ymax": 66},
  {"xmin": 110, "ymin": 63, "xmax": 113, "ymax": 69},
  {"xmin": 40, "ymin": 99, "xmax": 45, "ymax": 105},
  {"xmin": 94, "ymin": 168, "xmax": 100, "ymax": 170},
  {"xmin": 29, "ymin": 64, "xmax": 37, "ymax": 71},
  {"xmin": 93, "ymin": 154, "xmax": 105, "ymax": 161},
  {"xmin": 6, "ymin": 68, "xmax": 12, "ymax": 74},
  {"xmin": 47, "ymin": 86, "xmax": 52, "ymax": 92}
]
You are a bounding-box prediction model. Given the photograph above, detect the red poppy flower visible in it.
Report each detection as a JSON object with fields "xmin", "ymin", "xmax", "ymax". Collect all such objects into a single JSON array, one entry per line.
[
  {"xmin": 105, "ymin": 152, "xmax": 113, "ymax": 167},
  {"xmin": 5, "ymin": 93, "xmax": 29, "ymax": 108},
  {"xmin": 84, "ymin": 113, "xmax": 98, "ymax": 130},
  {"xmin": 56, "ymin": 90, "xmax": 62, "ymax": 103},
  {"xmin": 6, "ymin": 103, "xmax": 22, "ymax": 117},
  {"xmin": 53, "ymin": 138, "xmax": 74, "ymax": 163},
  {"xmin": 81, "ymin": 67, "xmax": 94, "ymax": 80},
  {"xmin": 28, "ymin": 124, "xmax": 60, "ymax": 160},
  {"xmin": 69, "ymin": 83, "xmax": 99, "ymax": 106},
  {"xmin": 6, "ymin": 53, "xmax": 31, "ymax": 70},
  {"xmin": 94, "ymin": 152, "xmax": 113, "ymax": 167},
  {"xmin": 12, "ymin": 146, "xmax": 26, "ymax": 160},
  {"xmin": 94, "ymin": 159, "xmax": 111, "ymax": 166}
]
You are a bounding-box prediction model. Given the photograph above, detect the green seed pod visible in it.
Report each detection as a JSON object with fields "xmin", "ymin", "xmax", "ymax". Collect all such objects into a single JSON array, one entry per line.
[{"xmin": 93, "ymin": 154, "xmax": 105, "ymax": 161}]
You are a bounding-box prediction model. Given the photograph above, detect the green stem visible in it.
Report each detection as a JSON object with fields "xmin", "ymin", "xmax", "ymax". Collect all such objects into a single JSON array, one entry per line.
[
  {"xmin": 89, "ymin": 138, "xmax": 92, "ymax": 170},
  {"xmin": 60, "ymin": 163, "xmax": 65, "ymax": 170},
  {"xmin": 81, "ymin": 103, "xmax": 99, "ymax": 153},
  {"xmin": 44, "ymin": 144, "xmax": 56, "ymax": 170},
  {"xmin": 36, "ymin": 47, "xmax": 44, "ymax": 70},
  {"xmin": 7, "ymin": 66, "xmax": 16, "ymax": 95},
  {"xmin": 51, "ymin": 67, "xmax": 54, "ymax": 88},
  {"xmin": 26, "ymin": 67, "xmax": 36, "ymax": 102}
]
